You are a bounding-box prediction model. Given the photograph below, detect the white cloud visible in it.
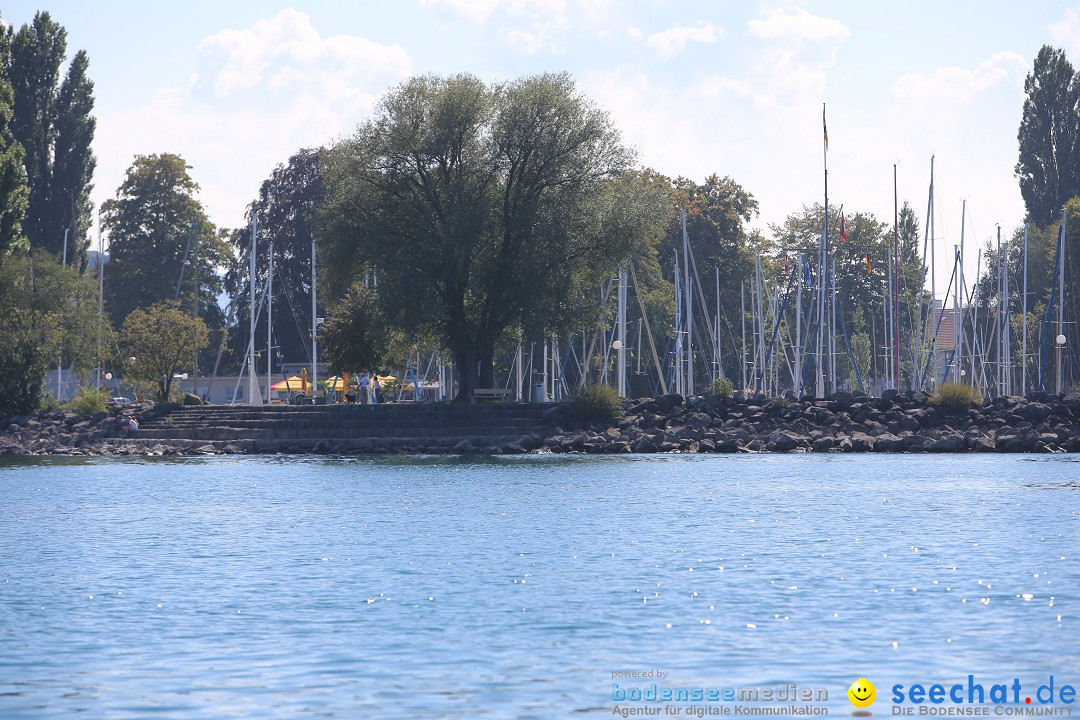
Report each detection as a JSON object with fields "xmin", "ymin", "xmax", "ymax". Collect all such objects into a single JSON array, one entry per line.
[
  {"xmin": 94, "ymin": 9, "xmax": 411, "ymax": 233},
  {"xmin": 644, "ymin": 21, "xmax": 723, "ymax": 60},
  {"xmin": 889, "ymin": 51, "xmax": 1027, "ymax": 131},
  {"xmin": 1050, "ymin": 8, "xmax": 1080, "ymax": 59},
  {"xmin": 748, "ymin": 6, "xmax": 849, "ymax": 43},
  {"xmin": 745, "ymin": 7, "xmax": 850, "ymax": 108},
  {"xmin": 420, "ymin": 0, "xmax": 503, "ymax": 25},
  {"xmin": 194, "ymin": 8, "xmax": 409, "ymax": 100},
  {"xmin": 422, "ymin": 0, "xmax": 571, "ymax": 54}
]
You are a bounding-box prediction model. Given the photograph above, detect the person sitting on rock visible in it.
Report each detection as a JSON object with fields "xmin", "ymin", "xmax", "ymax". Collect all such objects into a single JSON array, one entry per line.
[{"xmin": 125, "ymin": 416, "xmax": 139, "ymax": 437}]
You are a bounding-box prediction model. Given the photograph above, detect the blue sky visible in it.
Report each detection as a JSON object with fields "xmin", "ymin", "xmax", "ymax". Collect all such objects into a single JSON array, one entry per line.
[{"xmin": 7, "ymin": 1, "xmax": 1080, "ymax": 290}]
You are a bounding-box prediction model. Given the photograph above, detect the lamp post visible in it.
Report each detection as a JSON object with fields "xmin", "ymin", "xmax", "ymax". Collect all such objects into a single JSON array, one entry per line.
[{"xmin": 1056, "ymin": 334, "xmax": 1067, "ymax": 395}]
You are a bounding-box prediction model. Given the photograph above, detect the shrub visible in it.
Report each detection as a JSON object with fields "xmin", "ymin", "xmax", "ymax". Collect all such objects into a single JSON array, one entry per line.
[
  {"xmin": 709, "ymin": 378, "xmax": 734, "ymax": 398},
  {"xmin": 768, "ymin": 395, "xmax": 793, "ymax": 408},
  {"xmin": 66, "ymin": 386, "xmax": 108, "ymax": 420},
  {"xmin": 573, "ymin": 383, "xmax": 620, "ymax": 420},
  {"xmin": 931, "ymin": 382, "xmax": 981, "ymax": 407}
]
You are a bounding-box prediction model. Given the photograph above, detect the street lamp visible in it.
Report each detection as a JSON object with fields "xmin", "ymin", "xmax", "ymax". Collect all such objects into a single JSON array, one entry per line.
[{"xmin": 1056, "ymin": 335, "xmax": 1067, "ymax": 395}]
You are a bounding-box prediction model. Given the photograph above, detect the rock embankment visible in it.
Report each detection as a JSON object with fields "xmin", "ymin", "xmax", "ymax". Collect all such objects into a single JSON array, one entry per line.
[
  {"xmin": 538, "ymin": 390, "xmax": 1080, "ymax": 454},
  {"xmin": 2, "ymin": 390, "xmax": 1079, "ymax": 456},
  {"xmin": 0, "ymin": 402, "xmax": 164, "ymax": 456}
]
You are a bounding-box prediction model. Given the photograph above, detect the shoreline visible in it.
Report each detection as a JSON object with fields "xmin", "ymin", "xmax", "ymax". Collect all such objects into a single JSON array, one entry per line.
[{"xmin": 2, "ymin": 390, "xmax": 1079, "ymax": 457}]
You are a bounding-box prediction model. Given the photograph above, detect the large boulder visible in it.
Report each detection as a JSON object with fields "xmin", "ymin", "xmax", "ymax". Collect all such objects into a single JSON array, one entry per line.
[{"xmin": 928, "ymin": 434, "xmax": 965, "ymax": 452}]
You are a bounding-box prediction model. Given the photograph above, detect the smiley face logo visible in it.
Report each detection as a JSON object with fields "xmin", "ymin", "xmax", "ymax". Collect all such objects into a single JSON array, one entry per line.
[{"xmin": 848, "ymin": 678, "xmax": 876, "ymax": 709}]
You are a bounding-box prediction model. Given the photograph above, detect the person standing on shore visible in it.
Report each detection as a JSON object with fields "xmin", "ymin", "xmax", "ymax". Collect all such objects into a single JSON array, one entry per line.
[
  {"xmin": 359, "ymin": 372, "xmax": 370, "ymax": 404},
  {"xmin": 372, "ymin": 374, "xmax": 382, "ymax": 404}
]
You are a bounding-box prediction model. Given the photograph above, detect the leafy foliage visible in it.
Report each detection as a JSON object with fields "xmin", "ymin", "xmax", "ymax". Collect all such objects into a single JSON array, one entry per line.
[
  {"xmin": 65, "ymin": 385, "xmax": 106, "ymax": 419},
  {"xmin": 1016, "ymin": 45, "xmax": 1080, "ymax": 228},
  {"xmin": 120, "ymin": 302, "xmax": 209, "ymax": 403},
  {"xmin": 321, "ymin": 72, "xmax": 664, "ymax": 400},
  {"xmin": 4, "ymin": 11, "xmax": 96, "ymax": 264},
  {"xmin": 101, "ymin": 154, "xmax": 228, "ymax": 364},
  {"xmin": 226, "ymin": 147, "xmax": 325, "ymax": 370},
  {"xmin": 0, "ymin": 252, "xmax": 108, "ymax": 418},
  {"xmin": 0, "ymin": 12, "xmax": 29, "ymax": 261},
  {"xmin": 321, "ymin": 280, "xmax": 388, "ymax": 374},
  {"xmin": 573, "ymin": 383, "xmax": 621, "ymax": 420},
  {"xmin": 709, "ymin": 378, "xmax": 733, "ymax": 398},
  {"xmin": 931, "ymin": 382, "xmax": 981, "ymax": 407}
]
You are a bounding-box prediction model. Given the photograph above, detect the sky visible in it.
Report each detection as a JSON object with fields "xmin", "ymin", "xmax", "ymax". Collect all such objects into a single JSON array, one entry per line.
[{"xmin": 7, "ymin": 1, "xmax": 1080, "ymax": 294}]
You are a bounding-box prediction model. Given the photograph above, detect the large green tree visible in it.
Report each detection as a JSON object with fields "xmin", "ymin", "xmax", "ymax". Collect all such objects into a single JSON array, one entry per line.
[
  {"xmin": 226, "ymin": 147, "xmax": 325, "ymax": 372},
  {"xmin": 1016, "ymin": 45, "xmax": 1080, "ymax": 228},
  {"xmin": 649, "ymin": 172, "xmax": 759, "ymax": 380},
  {"xmin": 101, "ymin": 153, "xmax": 228, "ymax": 342},
  {"xmin": 121, "ymin": 302, "xmax": 209, "ymax": 403},
  {"xmin": 0, "ymin": 252, "xmax": 107, "ymax": 417},
  {"xmin": 4, "ymin": 11, "xmax": 95, "ymax": 264},
  {"xmin": 765, "ymin": 202, "xmax": 927, "ymax": 390},
  {"xmin": 0, "ymin": 13, "xmax": 29, "ymax": 261},
  {"xmin": 320, "ymin": 72, "xmax": 665, "ymax": 400}
]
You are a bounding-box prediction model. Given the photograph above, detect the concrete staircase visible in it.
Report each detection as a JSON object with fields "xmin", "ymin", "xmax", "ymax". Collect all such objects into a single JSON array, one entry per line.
[{"xmin": 111, "ymin": 403, "xmax": 557, "ymax": 453}]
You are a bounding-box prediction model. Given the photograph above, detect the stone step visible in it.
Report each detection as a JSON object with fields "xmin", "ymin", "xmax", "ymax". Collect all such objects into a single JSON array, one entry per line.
[
  {"xmin": 105, "ymin": 434, "xmax": 534, "ymax": 453},
  {"xmin": 133, "ymin": 425, "xmax": 552, "ymax": 441}
]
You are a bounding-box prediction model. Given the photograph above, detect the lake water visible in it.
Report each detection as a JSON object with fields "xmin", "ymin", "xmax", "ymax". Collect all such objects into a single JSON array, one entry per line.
[{"xmin": 0, "ymin": 454, "xmax": 1077, "ymax": 718}]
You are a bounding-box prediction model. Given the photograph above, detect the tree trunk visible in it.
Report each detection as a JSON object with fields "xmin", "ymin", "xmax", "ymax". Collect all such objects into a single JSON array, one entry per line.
[
  {"xmin": 478, "ymin": 338, "xmax": 496, "ymax": 389},
  {"xmin": 454, "ymin": 348, "xmax": 478, "ymax": 403}
]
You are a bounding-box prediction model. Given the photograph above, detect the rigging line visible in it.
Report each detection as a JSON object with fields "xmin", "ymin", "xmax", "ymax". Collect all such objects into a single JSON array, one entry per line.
[
  {"xmin": 629, "ymin": 263, "xmax": 668, "ymax": 395},
  {"xmin": 580, "ymin": 278, "xmax": 615, "ymax": 389},
  {"xmin": 685, "ymin": 237, "xmax": 719, "ymax": 359},
  {"xmin": 756, "ymin": 261, "xmax": 797, "ymax": 394},
  {"xmin": 273, "ymin": 263, "xmax": 313, "ymax": 365},
  {"xmin": 173, "ymin": 222, "xmax": 196, "ymax": 303}
]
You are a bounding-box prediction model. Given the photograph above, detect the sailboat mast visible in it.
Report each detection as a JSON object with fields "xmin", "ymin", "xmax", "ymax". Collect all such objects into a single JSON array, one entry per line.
[
  {"xmin": 959, "ymin": 200, "xmax": 966, "ymax": 387},
  {"xmin": 818, "ymin": 103, "xmax": 828, "ymax": 397},
  {"xmin": 893, "ymin": 163, "xmax": 901, "ymax": 390},
  {"xmin": 1022, "ymin": 222, "xmax": 1028, "ymax": 396},
  {"xmin": 1057, "ymin": 208, "xmax": 1066, "ymax": 394},
  {"xmin": 682, "ymin": 209, "xmax": 693, "ymax": 395},
  {"xmin": 741, "ymin": 282, "xmax": 747, "ymax": 392},
  {"xmin": 248, "ymin": 215, "xmax": 258, "ymax": 404},
  {"xmin": 795, "ymin": 254, "xmax": 803, "ymax": 395},
  {"xmin": 267, "ymin": 238, "xmax": 273, "ymax": 403}
]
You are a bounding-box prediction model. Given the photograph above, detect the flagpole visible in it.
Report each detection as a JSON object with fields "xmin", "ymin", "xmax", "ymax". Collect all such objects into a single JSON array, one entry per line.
[
  {"xmin": 817, "ymin": 103, "xmax": 828, "ymax": 397},
  {"xmin": 893, "ymin": 163, "xmax": 901, "ymax": 390}
]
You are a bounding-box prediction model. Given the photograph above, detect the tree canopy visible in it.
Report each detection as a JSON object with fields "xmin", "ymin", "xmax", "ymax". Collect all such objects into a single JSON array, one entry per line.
[
  {"xmin": 4, "ymin": 11, "xmax": 95, "ymax": 265},
  {"xmin": 226, "ymin": 147, "xmax": 325, "ymax": 372},
  {"xmin": 320, "ymin": 72, "xmax": 666, "ymax": 399},
  {"xmin": 101, "ymin": 153, "xmax": 228, "ymax": 339},
  {"xmin": 0, "ymin": 252, "xmax": 107, "ymax": 417},
  {"xmin": 0, "ymin": 14, "xmax": 28, "ymax": 262},
  {"xmin": 1016, "ymin": 45, "xmax": 1080, "ymax": 227},
  {"xmin": 120, "ymin": 302, "xmax": 209, "ymax": 403}
]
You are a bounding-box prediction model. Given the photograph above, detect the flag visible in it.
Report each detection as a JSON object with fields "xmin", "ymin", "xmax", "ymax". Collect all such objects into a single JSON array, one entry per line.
[
  {"xmin": 840, "ymin": 212, "xmax": 848, "ymax": 243},
  {"xmin": 864, "ymin": 253, "xmax": 873, "ymax": 274},
  {"xmin": 823, "ymin": 105, "xmax": 828, "ymax": 151}
]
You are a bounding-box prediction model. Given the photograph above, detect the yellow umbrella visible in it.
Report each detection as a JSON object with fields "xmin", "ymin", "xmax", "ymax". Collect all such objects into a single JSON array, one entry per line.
[
  {"xmin": 323, "ymin": 375, "xmax": 347, "ymax": 391},
  {"xmin": 270, "ymin": 376, "xmax": 305, "ymax": 392},
  {"xmin": 377, "ymin": 374, "xmax": 396, "ymax": 383}
]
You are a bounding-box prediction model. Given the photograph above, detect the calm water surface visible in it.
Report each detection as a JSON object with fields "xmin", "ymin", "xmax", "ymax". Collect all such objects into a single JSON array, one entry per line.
[{"xmin": 0, "ymin": 454, "xmax": 1077, "ymax": 718}]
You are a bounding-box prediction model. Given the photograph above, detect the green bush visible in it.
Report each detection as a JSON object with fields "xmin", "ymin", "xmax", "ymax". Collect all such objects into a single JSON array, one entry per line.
[
  {"xmin": 931, "ymin": 382, "xmax": 981, "ymax": 407},
  {"xmin": 66, "ymin": 386, "xmax": 108, "ymax": 420},
  {"xmin": 768, "ymin": 395, "xmax": 793, "ymax": 408},
  {"xmin": 709, "ymin": 378, "xmax": 734, "ymax": 398},
  {"xmin": 573, "ymin": 383, "xmax": 621, "ymax": 420}
]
